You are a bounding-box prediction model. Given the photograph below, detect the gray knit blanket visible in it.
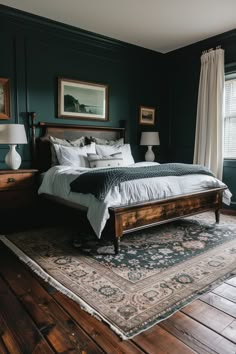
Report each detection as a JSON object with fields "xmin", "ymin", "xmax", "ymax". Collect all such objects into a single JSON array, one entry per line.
[{"xmin": 70, "ymin": 163, "xmax": 214, "ymax": 201}]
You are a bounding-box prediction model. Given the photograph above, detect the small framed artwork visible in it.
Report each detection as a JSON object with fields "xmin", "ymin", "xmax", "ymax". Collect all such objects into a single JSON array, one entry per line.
[
  {"xmin": 0, "ymin": 78, "xmax": 10, "ymax": 120},
  {"xmin": 58, "ymin": 78, "xmax": 108, "ymax": 121},
  {"xmin": 139, "ymin": 106, "xmax": 155, "ymax": 125}
]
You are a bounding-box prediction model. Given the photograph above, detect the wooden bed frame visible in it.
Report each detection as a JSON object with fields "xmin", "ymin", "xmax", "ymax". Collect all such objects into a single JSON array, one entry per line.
[{"xmin": 29, "ymin": 114, "xmax": 226, "ymax": 254}]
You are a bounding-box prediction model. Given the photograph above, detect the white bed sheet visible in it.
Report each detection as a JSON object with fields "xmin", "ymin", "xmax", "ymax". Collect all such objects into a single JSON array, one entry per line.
[{"xmin": 38, "ymin": 162, "xmax": 231, "ymax": 238}]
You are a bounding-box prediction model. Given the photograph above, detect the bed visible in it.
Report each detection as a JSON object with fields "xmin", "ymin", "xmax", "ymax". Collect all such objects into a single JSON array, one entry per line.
[{"xmin": 30, "ymin": 116, "xmax": 229, "ymax": 254}]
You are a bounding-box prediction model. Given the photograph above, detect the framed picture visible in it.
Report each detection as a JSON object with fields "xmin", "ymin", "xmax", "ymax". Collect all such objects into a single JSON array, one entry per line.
[
  {"xmin": 0, "ymin": 78, "xmax": 10, "ymax": 120},
  {"xmin": 58, "ymin": 78, "xmax": 108, "ymax": 121},
  {"xmin": 139, "ymin": 106, "xmax": 155, "ymax": 125}
]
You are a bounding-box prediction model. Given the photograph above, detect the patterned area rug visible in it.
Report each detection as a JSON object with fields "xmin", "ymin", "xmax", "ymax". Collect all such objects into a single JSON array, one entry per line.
[{"xmin": 1, "ymin": 212, "xmax": 236, "ymax": 339}]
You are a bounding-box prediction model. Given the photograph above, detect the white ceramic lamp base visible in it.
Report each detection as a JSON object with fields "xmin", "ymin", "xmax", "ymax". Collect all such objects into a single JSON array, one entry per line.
[
  {"xmin": 5, "ymin": 145, "xmax": 22, "ymax": 170},
  {"xmin": 145, "ymin": 146, "xmax": 155, "ymax": 162}
]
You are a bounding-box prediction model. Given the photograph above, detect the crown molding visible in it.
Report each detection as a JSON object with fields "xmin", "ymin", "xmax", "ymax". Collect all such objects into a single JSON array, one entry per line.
[
  {"xmin": 167, "ymin": 28, "xmax": 236, "ymax": 56},
  {"xmin": 0, "ymin": 4, "xmax": 163, "ymax": 59}
]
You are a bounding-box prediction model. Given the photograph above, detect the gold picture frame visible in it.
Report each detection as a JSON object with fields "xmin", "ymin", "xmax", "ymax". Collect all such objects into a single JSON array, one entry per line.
[
  {"xmin": 0, "ymin": 78, "xmax": 10, "ymax": 120},
  {"xmin": 139, "ymin": 106, "xmax": 155, "ymax": 125}
]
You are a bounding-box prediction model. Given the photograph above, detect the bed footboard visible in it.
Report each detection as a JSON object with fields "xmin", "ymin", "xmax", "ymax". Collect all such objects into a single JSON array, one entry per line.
[{"xmin": 108, "ymin": 187, "xmax": 226, "ymax": 254}]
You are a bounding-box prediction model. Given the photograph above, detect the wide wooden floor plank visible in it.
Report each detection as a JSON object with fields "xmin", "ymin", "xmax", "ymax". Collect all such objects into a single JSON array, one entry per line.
[
  {"xmin": 133, "ymin": 324, "xmax": 196, "ymax": 354},
  {"xmin": 159, "ymin": 311, "xmax": 236, "ymax": 354},
  {"xmin": 221, "ymin": 320, "xmax": 236, "ymax": 344},
  {"xmin": 213, "ymin": 283, "xmax": 236, "ymax": 303},
  {"xmin": 0, "ymin": 336, "xmax": 9, "ymax": 354},
  {"xmin": 54, "ymin": 292, "xmax": 144, "ymax": 354},
  {"xmin": 181, "ymin": 300, "xmax": 236, "ymax": 343},
  {"xmin": 0, "ymin": 276, "xmax": 53, "ymax": 354},
  {"xmin": 0, "ymin": 245, "xmax": 104, "ymax": 354},
  {"xmin": 0, "ymin": 313, "xmax": 21, "ymax": 354},
  {"xmin": 225, "ymin": 277, "xmax": 236, "ymax": 287},
  {"xmin": 200, "ymin": 292, "xmax": 236, "ymax": 318}
]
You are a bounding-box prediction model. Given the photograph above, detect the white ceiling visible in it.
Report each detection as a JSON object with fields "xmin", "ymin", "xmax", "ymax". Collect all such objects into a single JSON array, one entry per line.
[{"xmin": 1, "ymin": 0, "xmax": 236, "ymax": 53}]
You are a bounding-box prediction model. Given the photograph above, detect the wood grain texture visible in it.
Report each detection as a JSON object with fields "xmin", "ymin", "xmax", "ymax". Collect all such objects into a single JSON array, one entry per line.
[
  {"xmin": 160, "ymin": 312, "xmax": 236, "ymax": 354},
  {"xmin": 200, "ymin": 292, "xmax": 236, "ymax": 318},
  {"xmin": 0, "ymin": 276, "xmax": 53, "ymax": 353},
  {"xmin": 0, "ymin": 169, "xmax": 38, "ymax": 208},
  {"xmin": 226, "ymin": 277, "xmax": 236, "ymax": 287},
  {"xmin": 110, "ymin": 188, "xmax": 224, "ymax": 236},
  {"xmin": 0, "ymin": 246, "xmax": 104, "ymax": 354},
  {"xmin": 133, "ymin": 325, "xmax": 196, "ymax": 354},
  {"xmin": 213, "ymin": 283, "xmax": 236, "ymax": 303},
  {"xmin": 182, "ymin": 300, "xmax": 236, "ymax": 343}
]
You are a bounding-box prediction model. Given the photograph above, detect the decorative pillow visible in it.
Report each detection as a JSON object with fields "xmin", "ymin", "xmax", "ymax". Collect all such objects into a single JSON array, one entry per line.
[
  {"xmin": 49, "ymin": 136, "xmax": 85, "ymax": 146},
  {"xmin": 54, "ymin": 142, "xmax": 96, "ymax": 168},
  {"xmin": 87, "ymin": 152, "xmax": 124, "ymax": 168},
  {"xmin": 90, "ymin": 136, "xmax": 124, "ymax": 145},
  {"xmin": 49, "ymin": 136, "xmax": 85, "ymax": 166},
  {"xmin": 95, "ymin": 144, "xmax": 135, "ymax": 166}
]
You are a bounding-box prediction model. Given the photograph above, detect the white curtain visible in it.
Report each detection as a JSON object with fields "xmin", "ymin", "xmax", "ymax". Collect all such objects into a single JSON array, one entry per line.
[{"xmin": 193, "ymin": 48, "xmax": 224, "ymax": 180}]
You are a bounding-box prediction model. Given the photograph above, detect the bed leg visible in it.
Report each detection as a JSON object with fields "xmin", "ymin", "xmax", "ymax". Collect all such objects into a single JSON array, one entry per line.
[
  {"xmin": 114, "ymin": 237, "xmax": 120, "ymax": 255},
  {"xmin": 215, "ymin": 209, "xmax": 220, "ymax": 224}
]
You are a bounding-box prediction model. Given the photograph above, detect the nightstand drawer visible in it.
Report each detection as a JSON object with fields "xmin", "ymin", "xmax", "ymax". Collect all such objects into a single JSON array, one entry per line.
[{"xmin": 0, "ymin": 173, "xmax": 35, "ymax": 191}]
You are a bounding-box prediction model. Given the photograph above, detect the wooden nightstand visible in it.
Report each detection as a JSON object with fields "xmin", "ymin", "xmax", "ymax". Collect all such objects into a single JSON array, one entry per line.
[{"xmin": 0, "ymin": 169, "xmax": 38, "ymax": 208}]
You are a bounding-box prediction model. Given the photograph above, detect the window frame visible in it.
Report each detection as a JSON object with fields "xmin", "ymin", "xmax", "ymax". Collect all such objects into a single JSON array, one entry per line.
[{"xmin": 224, "ymin": 73, "xmax": 236, "ymax": 160}]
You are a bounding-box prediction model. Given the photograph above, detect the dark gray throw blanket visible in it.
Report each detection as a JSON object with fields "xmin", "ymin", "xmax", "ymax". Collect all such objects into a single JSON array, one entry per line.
[{"xmin": 70, "ymin": 163, "xmax": 215, "ymax": 201}]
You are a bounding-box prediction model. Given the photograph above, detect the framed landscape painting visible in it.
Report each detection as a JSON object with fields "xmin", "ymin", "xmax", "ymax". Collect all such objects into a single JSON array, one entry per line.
[
  {"xmin": 0, "ymin": 78, "xmax": 10, "ymax": 120},
  {"xmin": 139, "ymin": 106, "xmax": 155, "ymax": 125},
  {"xmin": 58, "ymin": 78, "xmax": 108, "ymax": 121}
]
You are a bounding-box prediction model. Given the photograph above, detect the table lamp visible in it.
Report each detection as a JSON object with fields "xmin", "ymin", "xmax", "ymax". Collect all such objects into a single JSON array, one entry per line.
[
  {"xmin": 0, "ymin": 124, "xmax": 27, "ymax": 170},
  {"xmin": 140, "ymin": 131, "xmax": 160, "ymax": 162}
]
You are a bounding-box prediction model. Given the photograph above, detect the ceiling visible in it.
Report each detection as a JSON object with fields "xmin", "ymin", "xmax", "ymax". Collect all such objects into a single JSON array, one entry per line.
[{"xmin": 1, "ymin": 0, "xmax": 236, "ymax": 53}]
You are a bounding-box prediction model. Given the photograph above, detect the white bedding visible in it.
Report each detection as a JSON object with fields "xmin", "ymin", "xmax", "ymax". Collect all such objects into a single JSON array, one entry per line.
[{"xmin": 38, "ymin": 162, "xmax": 231, "ymax": 238}]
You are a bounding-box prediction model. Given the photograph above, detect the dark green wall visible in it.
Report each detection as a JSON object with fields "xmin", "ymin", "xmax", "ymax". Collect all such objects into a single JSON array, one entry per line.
[
  {"xmin": 165, "ymin": 30, "xmax": 236, "ymax": 208},
  {"xmin": 0, "ymin": 5, "xmax": 164, "ymax": 168}
]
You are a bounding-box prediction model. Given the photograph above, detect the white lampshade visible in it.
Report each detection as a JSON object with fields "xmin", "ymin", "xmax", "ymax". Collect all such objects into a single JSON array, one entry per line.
[
  {"xmin": 140, "ymin": 132, "xmax": 160, "ymax": 162},
  {"xmin": 0, "ymin": 124, "xmax": 27, "ymax": 144},
  {"xmin": 0, "ymin": 124, "xmax": 27, "ymax": 170},
  {"xmin": 140, "ymin": 132, "xmax": 160, "ymax": 146}
]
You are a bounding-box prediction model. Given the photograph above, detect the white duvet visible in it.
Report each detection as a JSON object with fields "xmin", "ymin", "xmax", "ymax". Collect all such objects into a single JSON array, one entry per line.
[{"xmin": 38, "ymin": 162, "xmax": 231, "ymax": 238}]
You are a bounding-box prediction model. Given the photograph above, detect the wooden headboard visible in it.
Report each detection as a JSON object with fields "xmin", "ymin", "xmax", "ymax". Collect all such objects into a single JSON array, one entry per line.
[{"xmin": 30, "ymin": 119, "xmax": 125, "ymax": 172}]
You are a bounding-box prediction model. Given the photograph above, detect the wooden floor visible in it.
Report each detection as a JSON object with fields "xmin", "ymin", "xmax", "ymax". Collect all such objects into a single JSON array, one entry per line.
[{"xmin": 0, "ymin": 241, "xmax": 236, "ymax": 353}]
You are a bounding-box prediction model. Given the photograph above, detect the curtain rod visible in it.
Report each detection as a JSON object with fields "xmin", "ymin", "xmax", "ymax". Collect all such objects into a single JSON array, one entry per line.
[{"xmin": 202, "ymin": 45, "xmax": 221, "ymax": 55}]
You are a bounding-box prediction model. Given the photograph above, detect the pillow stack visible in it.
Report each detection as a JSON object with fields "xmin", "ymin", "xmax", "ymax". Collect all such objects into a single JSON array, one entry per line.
[{"xmin": 49, "ymin": 135, "xmax": 135, "ymax": 168}]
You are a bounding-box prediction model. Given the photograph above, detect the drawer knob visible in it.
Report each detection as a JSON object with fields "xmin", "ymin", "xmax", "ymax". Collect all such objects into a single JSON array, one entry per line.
[{"xmin": 7, "ymin": 177, "xmax": 16, "ymax": 183}]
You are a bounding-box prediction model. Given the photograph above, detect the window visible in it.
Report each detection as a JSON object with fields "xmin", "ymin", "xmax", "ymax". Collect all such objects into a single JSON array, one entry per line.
[{"xmin": 224, "ymin": 78, "xmax": 236, "ymax": 159}]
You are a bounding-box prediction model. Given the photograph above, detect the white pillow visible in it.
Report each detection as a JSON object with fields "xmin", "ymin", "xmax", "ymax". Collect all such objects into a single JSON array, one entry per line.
[
  {"xmin": 49, "ymin": 136, "xmax": 85, "ymax": 146},
  {"xmin": 90, "ymin": 136, "xmax": 124, "ymax": 145},
  {"xmin": 95, "ymin": 144, "xmax": 135, "ymax": 166},
  {"xmin": 87, "ymin": 152, "xmax": 124, "ymax": 168},
  {"xmin": 49, "ymin": 136, "xmax": 85, "ymax": 166},
  {"xmin": 54, "ymin": 142, "xmax": 96, "ymax": 168}
]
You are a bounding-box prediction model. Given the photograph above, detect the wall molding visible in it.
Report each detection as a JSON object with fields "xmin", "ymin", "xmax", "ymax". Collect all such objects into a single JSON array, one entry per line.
[{"xmin": 0, "ymin": 4, "xmax": 163, "ymax": 60}]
